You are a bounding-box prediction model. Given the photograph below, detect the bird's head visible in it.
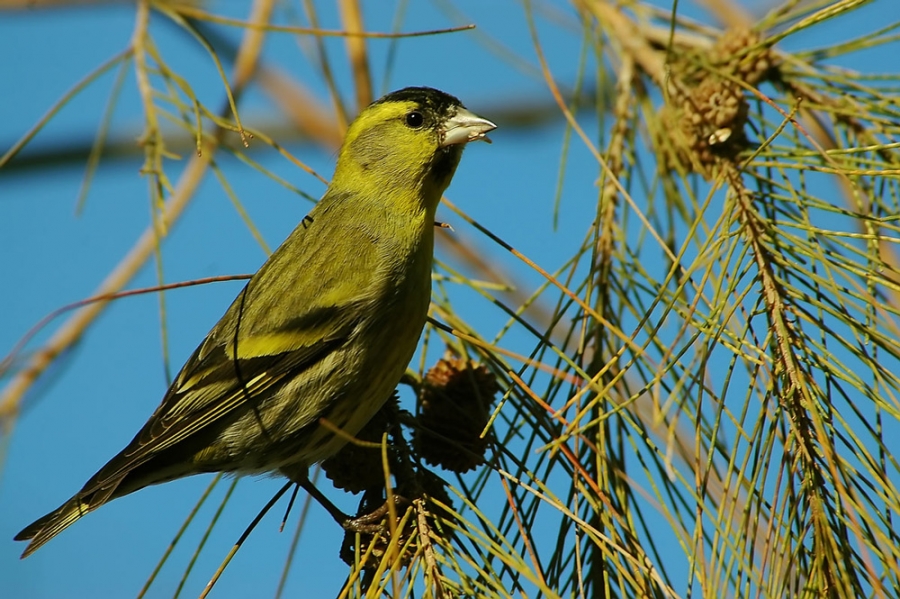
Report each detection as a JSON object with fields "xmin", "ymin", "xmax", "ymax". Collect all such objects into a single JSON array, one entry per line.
[{"xmin": 333, "ymin": 87, "xmax": 495, "ymax": 211}]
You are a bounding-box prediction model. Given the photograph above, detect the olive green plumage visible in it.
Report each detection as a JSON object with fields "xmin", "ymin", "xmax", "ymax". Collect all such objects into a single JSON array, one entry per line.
[{"xmin": 15, "ymin": 87, "xmax": 495, "ymax": 558}]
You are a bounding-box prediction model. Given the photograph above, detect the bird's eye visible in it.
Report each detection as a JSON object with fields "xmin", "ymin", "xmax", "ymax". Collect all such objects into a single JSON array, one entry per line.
[{"xmin": 405, "ymin": 111, "xmax": 424, "ymax": 128}]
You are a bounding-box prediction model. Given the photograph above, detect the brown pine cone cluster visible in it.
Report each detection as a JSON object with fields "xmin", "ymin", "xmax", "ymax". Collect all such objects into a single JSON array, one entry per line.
[
  {"xmin": 680, "ymin": 78, "xmax": 750, "ymax": 168},
  {"xmin": 413, "ymin": 352, "xmax": 501, "ymax": 473},
  {"xmin": 711, "ymin": 28, "xmax": 775, "ymax": 86},
  {"xmin": 657, "ymin": 27, "xmax": 776, "ymax": 176}
]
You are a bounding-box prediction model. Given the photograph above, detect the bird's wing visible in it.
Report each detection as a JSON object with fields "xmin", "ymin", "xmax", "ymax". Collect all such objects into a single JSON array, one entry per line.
[
  {"xmin": 143, "ymin": 304, "xmax": 357, "ymax": 451},
  {"xmin": 84, "ymin": 199, "xmax": 381, "ymax": 492},
  {"xmin": 14, "ymin": 297, "xmax": 364, "ymax": 555},
  {"xmin": 84, "ymin": 305, "xmax": 361, "ymax": 496}
]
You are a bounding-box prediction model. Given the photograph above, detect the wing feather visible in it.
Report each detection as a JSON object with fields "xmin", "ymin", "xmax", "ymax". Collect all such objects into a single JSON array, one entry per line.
[{"xmin": 78, "ymin": 194, "xmax": 381, "ymax": 494}]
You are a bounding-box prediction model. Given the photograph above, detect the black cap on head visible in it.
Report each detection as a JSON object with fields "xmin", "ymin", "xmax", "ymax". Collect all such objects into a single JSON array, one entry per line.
[{"xmin": 374, "ymin": 87, "xmax": 464, "ymax": 118}]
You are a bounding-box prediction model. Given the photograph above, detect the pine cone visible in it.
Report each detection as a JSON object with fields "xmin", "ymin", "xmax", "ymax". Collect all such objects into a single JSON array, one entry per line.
[{"xmin": 413, "ymin": 352, "xmax": 500, "ymax": 473}]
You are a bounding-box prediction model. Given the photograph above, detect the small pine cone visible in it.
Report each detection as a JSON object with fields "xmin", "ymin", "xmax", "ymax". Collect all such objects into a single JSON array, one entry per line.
[
  {"xmin": 678, "ymin": 78, "xmax": 749, "ymax": 171},
  {"xmin": 690, "ymin": 78, "xmax": 747, "ymax": 129},
  {"xmin": 413, "ymin": 352, "xmax": 500, "ymax": 473},
  {"xmin": 712, "ymin": 28, "xmax": 775, "ymax": 86},
  {"xmin": 322, "ymin": 394, "xmax": 400, "ymax": 494}
]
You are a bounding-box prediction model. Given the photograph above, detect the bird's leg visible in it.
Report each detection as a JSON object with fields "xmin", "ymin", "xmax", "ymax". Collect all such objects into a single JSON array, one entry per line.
[
  {"xmin": 295, "ymin": 476, "xmax": 352, "ymax": 525},
  {"xmin": 295, "ymin": 475, "xmax": 410, "ymax": 534},
  {"xmin": 342, "ymin": 494, "xmax": 409, "ymax": 533}
]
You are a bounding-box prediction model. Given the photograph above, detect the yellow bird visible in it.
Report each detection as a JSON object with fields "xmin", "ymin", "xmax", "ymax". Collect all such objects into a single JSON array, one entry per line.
[{"xmin": 16, "ymin": 87, "xmax": 495, "ymax": 558}]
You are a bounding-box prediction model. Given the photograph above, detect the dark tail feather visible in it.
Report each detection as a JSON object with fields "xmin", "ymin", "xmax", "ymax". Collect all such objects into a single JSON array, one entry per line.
[
  {"xmin": 15, "ymin": 482, "xmax": 119, "ymax": 559},
  {"xmin": 15, "ymin": 441, "xmax": 196, "ymax": 558},
  {"xmin": 15, "ymin": 495, "xmax": 94, "ymax": 558}
]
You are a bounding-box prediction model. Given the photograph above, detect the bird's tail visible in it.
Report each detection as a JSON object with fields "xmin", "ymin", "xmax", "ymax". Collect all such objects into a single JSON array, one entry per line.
[
  {"xmin": 15, "ymin": 442, "xmax": 194, "ymax": 557},
  {"xmin": 15, "ymin": 490, "xmax": 110, "ymax": 558}
]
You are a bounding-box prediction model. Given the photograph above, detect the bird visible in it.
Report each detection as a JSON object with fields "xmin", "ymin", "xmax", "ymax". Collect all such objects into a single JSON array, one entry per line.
[{"xmin": 15, "ymin": 86, "xmax": 495, "ymax": 558}]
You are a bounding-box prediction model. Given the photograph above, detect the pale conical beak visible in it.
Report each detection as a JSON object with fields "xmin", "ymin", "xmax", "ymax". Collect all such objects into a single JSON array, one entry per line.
[{"xmin": 440, "ymin": 107, "xmax": 497, "ymax": 147}]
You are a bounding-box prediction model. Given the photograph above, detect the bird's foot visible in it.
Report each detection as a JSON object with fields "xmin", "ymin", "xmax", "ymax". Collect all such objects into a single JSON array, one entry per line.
[{"xmin": 342, "ymin": 495, "xmax": 409, "ymax": 534}]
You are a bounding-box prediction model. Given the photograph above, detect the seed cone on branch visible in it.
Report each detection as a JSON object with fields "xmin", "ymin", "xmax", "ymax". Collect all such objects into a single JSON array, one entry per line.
[
  {"xmin": 656, "ymin": 27, "xmax": 776, "ymax": 177},
  {"xmin": 413, "ymin": 351, "xmax": 501, "ymax": 473}
]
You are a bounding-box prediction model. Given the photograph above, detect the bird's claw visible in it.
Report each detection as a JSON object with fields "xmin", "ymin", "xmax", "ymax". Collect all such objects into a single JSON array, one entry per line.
[{"xmin": 342, "ymin": 495, "xmax": 410, "ymax": 533}]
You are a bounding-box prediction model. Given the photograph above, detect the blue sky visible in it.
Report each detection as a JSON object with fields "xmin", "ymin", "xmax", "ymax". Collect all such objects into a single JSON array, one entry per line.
[{"xmin": 2, "ymin": 2, "xmax": 899, "ymax": 597}]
